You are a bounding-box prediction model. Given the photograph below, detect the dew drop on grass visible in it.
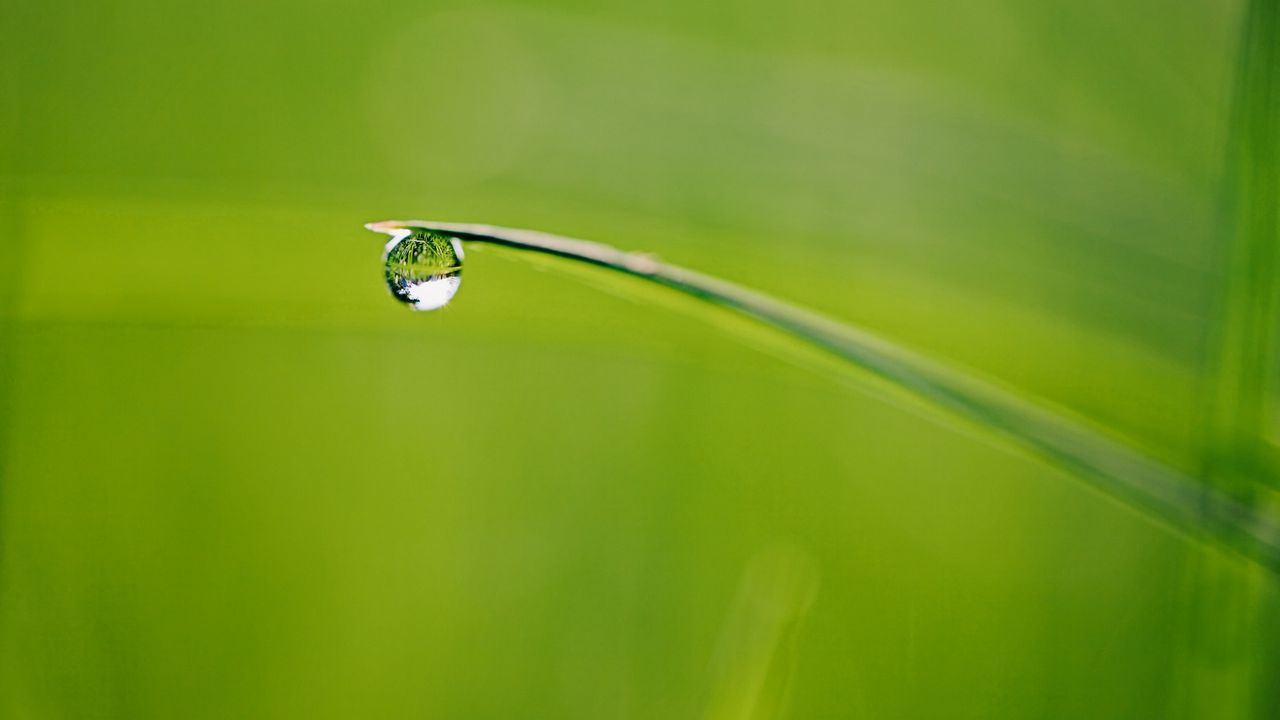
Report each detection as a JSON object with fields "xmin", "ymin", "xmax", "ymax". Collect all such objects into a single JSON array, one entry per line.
[{"xmin": 371, "ymin": 224, "xmax": 465, "ymax": 311}]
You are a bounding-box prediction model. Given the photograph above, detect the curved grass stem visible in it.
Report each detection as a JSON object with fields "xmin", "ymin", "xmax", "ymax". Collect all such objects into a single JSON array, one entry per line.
[{"xmin": 368, "ymin": 219, "xmax": 1280, "ymax": 574}]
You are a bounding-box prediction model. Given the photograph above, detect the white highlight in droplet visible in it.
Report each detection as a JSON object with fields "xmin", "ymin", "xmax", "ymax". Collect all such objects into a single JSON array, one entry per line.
[{"xmin": 402, "ymin": 275, "xmax": 462, "ymax": 311}]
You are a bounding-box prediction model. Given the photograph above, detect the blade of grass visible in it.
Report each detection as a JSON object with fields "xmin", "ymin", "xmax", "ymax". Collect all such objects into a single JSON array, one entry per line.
[
  {"xmin": 1174, "ymin": 3, "xmax": 1280, "ymax": 717},
  {"xmin": 370, "ymin": 219, "xmax": 1280, "ymax": 574}
]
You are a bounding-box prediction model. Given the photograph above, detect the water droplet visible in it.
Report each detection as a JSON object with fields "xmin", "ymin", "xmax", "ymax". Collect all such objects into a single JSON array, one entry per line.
[{"xmin": 368, "ymin": 223, "xmax": 465, "ymax": 311}]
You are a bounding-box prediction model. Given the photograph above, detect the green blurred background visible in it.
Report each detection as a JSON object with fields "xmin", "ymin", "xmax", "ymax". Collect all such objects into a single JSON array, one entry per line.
[{"xmin": 2, "ymin": 0, "xmax": 1278, "ymax": 717}]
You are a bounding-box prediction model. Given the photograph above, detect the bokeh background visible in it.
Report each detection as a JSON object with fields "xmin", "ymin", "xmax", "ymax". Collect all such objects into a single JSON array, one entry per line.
[{"xmin": 2, "ymin": 0, "xmax": 1278, "ymax": 718}]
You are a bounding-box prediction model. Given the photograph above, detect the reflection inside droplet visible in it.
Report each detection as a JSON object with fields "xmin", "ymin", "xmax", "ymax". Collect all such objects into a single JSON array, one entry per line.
[{"xmin": 367, "ymin": 223, "xmax": 465, "ymax": 311}]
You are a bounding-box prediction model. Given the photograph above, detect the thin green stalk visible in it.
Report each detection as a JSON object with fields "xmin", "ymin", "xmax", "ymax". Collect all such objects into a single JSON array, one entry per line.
[
  {"xmin": 1172, "ymin": 3, "xmax": 1280, "ymax": 717},
  {"xmin": 369, "ymin": 220, "xmax": 1280, "ymax": 574}
]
